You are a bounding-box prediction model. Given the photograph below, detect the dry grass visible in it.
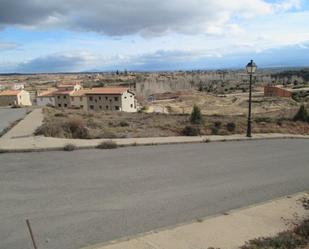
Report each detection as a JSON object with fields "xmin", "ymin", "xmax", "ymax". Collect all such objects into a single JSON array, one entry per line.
[
  {"xmin": 36, "ymin": 107, "xmax": 309, "ymax": 139},
  {"xmin": 148, "ymin": 92, "xmax": 301, "ymax": 116}
]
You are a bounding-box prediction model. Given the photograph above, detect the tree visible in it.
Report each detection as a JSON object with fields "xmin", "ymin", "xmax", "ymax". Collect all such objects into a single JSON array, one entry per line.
[
  {"xmin": 190, "ymin": 105, "xmax": 203, "ymax": 124},
  {"xmin": 293, "ymin": 105, "xmax": 308, "ymax": 122}
]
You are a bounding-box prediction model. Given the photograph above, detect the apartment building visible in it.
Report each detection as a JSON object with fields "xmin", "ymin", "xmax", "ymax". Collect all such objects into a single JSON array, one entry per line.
[
  {"xmin": 70, "ymin": 90, "xmax": 88, "ymax": 111},
  {"xmin": 0, "ymin": 90, "xmax": 32, "ymax": 107},
  {"xmin": 54, "ymin": 83, "xmax": 82, "ymax": 108},
  {"xmin": 85, "ymin": 87, "xmax": 137, "ymax": 112},
  {"xmin": 37, "ymin": 90, "xmax": 56, "ymax": 106}
]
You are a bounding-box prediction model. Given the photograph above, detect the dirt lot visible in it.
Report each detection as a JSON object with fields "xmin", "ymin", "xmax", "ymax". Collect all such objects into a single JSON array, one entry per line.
[
  {"xmin": 148, "ymin": 92, "xmax": 300, "ymax": 115},
  {"xmin": 35, "ymin": 106, "xmax": 309, "ymax": 139}
]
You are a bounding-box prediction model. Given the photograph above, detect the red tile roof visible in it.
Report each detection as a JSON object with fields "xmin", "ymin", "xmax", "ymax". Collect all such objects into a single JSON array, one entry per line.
[
  {"xmin": 38, "ymin": 90, "xmax": 57, "ymax": 97},
  {"xmin": 0, "ymin": 90, "xmax": 21, "ymax": 96},
  {"xmin": 54, "ymin": 90, "xmax": 72, "ymax": 95},
  {"xmin": 85, "ymin": 87, "xmax": 129, "ymax": 95},
  {"xmin": 70, "ymin": 89, "xmax": 89, "ymax": 96}
]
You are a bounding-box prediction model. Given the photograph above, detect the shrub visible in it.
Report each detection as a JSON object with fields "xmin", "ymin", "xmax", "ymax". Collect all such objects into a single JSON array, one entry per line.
[
  {"xmin": 54, "ymin": 112, "xmax": 67, "ymax": 117},
  {"xmin": 63, "ymin": 144, "xmax": 76, "ymax": 151},
  {"xmin": 293, "ymin": 105, "xmax": 308, "ymax": 122},
  {"xmin": 190, "ymin": 105, "xmax": 203, "ymax": 124},
  {"xmin": 255, "ymin": 117, "xmax": 272, "ymax": 123},
  {"xmin": 65, "ymin": 119, "xmax": 90, "ymax": 139},
  {"xmin": 119, "ymin": 121, "xmax": 129, "ymax": 127},
  {"xmin": 241, "ymin": 219, "xmax": 309, "ymax": 249},
  {"xmin": 96, "ymin": 141, "xmax": 118, "ymax": 149},
  {"xmin": 182, "ymin": 125, "xmax": 200, "ymax": 136},
  {"xmin": 226, "ymin": 122, "xmax": 236, "ymax": 132},
  {"xmin": 211, "ymin": 127, "xmax": 220, "ymax": 135},
  {"xmin": 34, "ymin": 119, "xmax": 89, "ymax": 139},
  {"xmin": 214, "ymin": 121, "xmax": 222, "ymax": 128},
  {"xmin": 34, "ymin": 122, "xmax": 65, "ymax": 137}
]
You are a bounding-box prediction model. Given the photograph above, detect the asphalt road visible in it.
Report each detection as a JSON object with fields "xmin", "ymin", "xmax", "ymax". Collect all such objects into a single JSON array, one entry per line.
[
  {"xmin": 0, "ymin": 108, "xmax": 28, "ymax": 134},
  {"xmin": 0, "ymin": 139, "xmax": 308, "ymax": 249}
]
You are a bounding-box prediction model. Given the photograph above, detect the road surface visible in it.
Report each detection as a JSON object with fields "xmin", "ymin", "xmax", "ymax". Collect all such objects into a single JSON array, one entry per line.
[
  {"xmin": 0, "ymin": 108, "xmax": 28, "ymax": 135},
  {"xmin": 0, "ymin": 139, "xmax": 308, "ymax": 249}
]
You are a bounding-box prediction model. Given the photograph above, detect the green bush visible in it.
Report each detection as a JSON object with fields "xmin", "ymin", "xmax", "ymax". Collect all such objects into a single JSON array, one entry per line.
[
  {"xmin": 190, "ymin": 105, "xmax": 203, "ymax": 124},
  {"xmin": 182, "ymin": 126, "xmax": 200, "ymax": 136},
  {"xmin": 211, "ymin": 127, "xmax": 220, "ymax": 135},
  {"xmin": 241, "ymin": 219, "xmax": 309, "ymax": 249},
  {"xmin": 226, "ymin": 122, "xmax": 236, "ymax": 132},
  {"xmin": 96, "ymin": 141, "xmax": 118, "ymax": 149},
  {"xmin": 293, "ymin": 105, "xmax": 308, "ymax": 122}
]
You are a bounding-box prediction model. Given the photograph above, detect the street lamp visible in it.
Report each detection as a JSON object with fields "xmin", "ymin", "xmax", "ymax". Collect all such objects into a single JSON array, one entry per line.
[{"xmin": 246, "ymin": 60, "xmax": 257, "ymax": 138}]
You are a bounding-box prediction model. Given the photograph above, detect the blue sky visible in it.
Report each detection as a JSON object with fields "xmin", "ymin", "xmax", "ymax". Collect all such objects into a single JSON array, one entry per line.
[{"xmin": 0, "ymin": 0, "xmax": 308, "ymax": 73}]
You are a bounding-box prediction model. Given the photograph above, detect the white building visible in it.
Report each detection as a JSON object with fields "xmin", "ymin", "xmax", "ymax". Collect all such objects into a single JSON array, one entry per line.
[
  {"xmin": 0, "ymin": 90, "xmax": 32, "ymax": 106},
  {"xmin": 85, "ymin": 87, "xmax": 137, "ymax": 112}
]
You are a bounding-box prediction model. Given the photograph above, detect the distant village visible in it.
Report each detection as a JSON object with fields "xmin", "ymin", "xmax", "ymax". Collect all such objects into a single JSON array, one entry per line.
[{"xmin": 0, "ymin": 82, "xmax": 137, "ymax": 112}]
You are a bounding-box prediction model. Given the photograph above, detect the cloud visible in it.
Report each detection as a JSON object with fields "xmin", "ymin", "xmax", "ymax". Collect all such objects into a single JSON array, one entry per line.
[
  {"xmin": 15, "ymin": 53, "xmax": 92, "ymax": 73},
  {"xmin": 0, "ymin": 41, "xmax": 19, "ymax": 50},
  {"xmin": 2, "ymin": 41, "xmax": 309, "ymax": 73},
  {"xmin": 102, "ymin": 42, "xmax": 309, "ymax": 71},
  {"xmin": 0, "ymin": 0, "xmax": 298, "ymax": 36}
]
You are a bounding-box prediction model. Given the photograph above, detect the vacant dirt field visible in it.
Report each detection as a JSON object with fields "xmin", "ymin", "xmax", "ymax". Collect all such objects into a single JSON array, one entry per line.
[
  {"xmin": 35, "ymin": 106, "xmax": 309, "ymax": 139},
  {"xmin": 148, "ymin": 92, "xmax": 301, "ymax": 115}
]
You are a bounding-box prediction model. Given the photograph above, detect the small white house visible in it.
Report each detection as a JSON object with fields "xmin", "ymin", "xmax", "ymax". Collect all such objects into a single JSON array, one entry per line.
[{"xmin": 36, "ymin": 91, "xmax": 56, "ymax": 106}]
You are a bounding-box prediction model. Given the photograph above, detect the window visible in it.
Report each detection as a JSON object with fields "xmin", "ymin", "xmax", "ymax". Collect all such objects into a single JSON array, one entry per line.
[
  {"xmin": 105, "ymin": 97, "xmax": 108, "ymax": 100},
  {"xmin": 124, "ymin": 96, "xmax": 127, "ymax": 99},
  {"xmin": 89, "ymin": 96, "xmax": 93, "ymax": 101},
  {"xmin": 99, "ymin": 106, "xmax": 102, "ymax": 109},
  {"xmin": 63, "ymin": 96, "xmax": 66, "ymax": 99},
  {"xmin": 130, "ymin": 95, "xmax": 133, "ymax": 98},
  {"xmin": 90, "ymin": 105, "xmax": 94, "ymax": 110},
  {"xmin": 115, "ymin": 106, "xmax": 120, "ymax": 110},
  {"xmin": 57, "ymin": 96, "xmax": 60, "ymax": 99},
  {"xmin": 106, "ymin": 105, "xmax": 109, "ymax": 109},
  {"xmin": 99, "ymin": 96, "xmax": 101, "ymax": 100},
  {"xmin": 80, "ymin": 105, "xmax": 83, "ymax": 108},
  {"xmin": 95, "ymin": 99, "xmax": 97, "ymax": 103},
  {"xmin": 130, "ymin": 104, "xmax": 133, "ymax": 108},
  {"xmin": 64, "ymin": 104, "xmax": 67, "ymax": 107},
  {"xmin": 58, "ymin": 104, "xmax": 61, "ymax": 107},
  {"xmin": 114, "ymin": 97, "xmax": 118, "ymax": 101}
]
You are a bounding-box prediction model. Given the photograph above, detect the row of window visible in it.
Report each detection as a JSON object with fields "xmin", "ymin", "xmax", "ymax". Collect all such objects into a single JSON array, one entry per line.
[
  {"xmin": 89, "ymin": 105, "xmax": 120, "ymax": 110},
  {"xmin": 89, "ymin": 96, "xmax": 119, "ymax": 101}
]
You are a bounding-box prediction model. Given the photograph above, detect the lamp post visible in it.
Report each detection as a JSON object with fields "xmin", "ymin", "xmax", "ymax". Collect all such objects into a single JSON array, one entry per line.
[{"xmin": 246, "ymin": 60, "xmax": 257, "ymax": 138}]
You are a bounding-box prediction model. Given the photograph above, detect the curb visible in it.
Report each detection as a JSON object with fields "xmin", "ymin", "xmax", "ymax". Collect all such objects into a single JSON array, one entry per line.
[{"xmin": 0, "ymin": 135, "xmax": 308, "ymax": 153}]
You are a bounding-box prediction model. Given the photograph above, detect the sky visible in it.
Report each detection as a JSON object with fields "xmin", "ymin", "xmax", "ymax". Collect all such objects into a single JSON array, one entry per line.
[{"xmin": 0, "ymin": 0, "xmax": 308, "ymax": 73}]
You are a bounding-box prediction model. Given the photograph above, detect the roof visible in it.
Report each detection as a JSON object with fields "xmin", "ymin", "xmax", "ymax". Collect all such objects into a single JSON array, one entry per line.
[
  {"xmin": 0, "ymin": 90, "xmax": 21, "ymax": 96},
  {"xmin": 54, "ymin": 90, "xmax": 73, "ymax": 95},
  {"xmin": 70, "ymin": 89, "xmax": 89, "ymax": 97},
  {"xmin": 38, "ymin": 90, "xmax": 57, "ymax": 97},
  {"xmin": 85, "ymin": 87, "xmax": 129, "ymax": 95}
]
